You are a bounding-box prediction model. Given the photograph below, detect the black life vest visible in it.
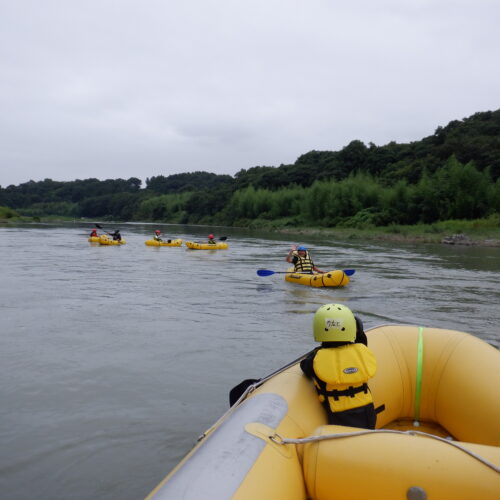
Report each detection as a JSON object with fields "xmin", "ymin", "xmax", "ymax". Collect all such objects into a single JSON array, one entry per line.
[{"xmin": 293, "ymin": 251, "xmax": 314, "ymax": 273}]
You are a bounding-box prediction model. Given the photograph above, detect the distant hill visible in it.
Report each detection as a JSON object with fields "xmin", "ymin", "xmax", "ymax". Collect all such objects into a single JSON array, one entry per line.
[
  {"xmin": 233, "ymin": 109, "xmax": 500, "ymax": 190},
  {"xmin": 1, "ymin": 109, "xmax": 499, "ymax": 226}
]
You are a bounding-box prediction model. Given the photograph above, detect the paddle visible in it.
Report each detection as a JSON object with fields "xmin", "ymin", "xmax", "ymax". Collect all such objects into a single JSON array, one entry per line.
[
  {"xmin": 257, "ymin": 269, "xmax": 356, "ymax": 277},
  {"xmin": 229, "ymin": 348, "xmax": 317, "ymax": 407},
  {"xmin": 95, "ymin": 223, "xmax": 123, "ymax": 241},
  {"xmin": 95, "ymin": 223, "xmax": 111, "ymax": 235}
]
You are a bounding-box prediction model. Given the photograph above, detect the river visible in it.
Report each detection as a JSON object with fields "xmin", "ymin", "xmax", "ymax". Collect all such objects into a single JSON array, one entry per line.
[{"xmin": 0, "ymin": 222, "xmax": 498, "ymax": 499}]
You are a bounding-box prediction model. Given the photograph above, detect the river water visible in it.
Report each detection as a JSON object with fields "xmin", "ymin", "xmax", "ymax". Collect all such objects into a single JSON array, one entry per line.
[{"xmin": 0, "ymin": 223, "xmax": 498, "ymax": 499}]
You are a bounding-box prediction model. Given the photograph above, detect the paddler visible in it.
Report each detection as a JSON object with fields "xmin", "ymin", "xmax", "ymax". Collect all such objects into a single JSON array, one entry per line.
[{"xmin": 286, "ymin": 245, "xmax": 324, "ymax": 274}]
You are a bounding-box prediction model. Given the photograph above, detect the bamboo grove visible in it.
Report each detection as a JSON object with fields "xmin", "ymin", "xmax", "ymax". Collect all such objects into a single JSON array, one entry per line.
[{"xmin": 1, "ymin": 110, "xmax": 500, "ymax": 229}]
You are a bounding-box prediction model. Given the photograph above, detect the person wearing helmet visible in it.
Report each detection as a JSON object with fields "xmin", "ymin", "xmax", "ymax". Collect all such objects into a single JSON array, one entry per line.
[
  {"xmin": 207, "ymin": 234, "xmax": 216, "ymax": 245},
  {"xmin": 300, "ymin": 304, "xmax": 377, "ymax": 429},
  {"xmin": 110, "ymin": 229, "xmax": 122, "ymax": 241},
  {"xmin": 286, "ymin": 244, "xmax": 324, "ymax": 274},
  {"xmin": 154, "ymin": 230, "xmax": 163, "ymax": 242},
  {"xmin": 89, "ymin": 228, "xmax": 98, "ymax": 237}
]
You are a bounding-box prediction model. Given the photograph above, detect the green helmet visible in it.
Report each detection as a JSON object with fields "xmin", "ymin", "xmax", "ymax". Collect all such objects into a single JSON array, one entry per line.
[{"xmin": 313, "ymin": 303, "xmax": 356, "ymax": 342}]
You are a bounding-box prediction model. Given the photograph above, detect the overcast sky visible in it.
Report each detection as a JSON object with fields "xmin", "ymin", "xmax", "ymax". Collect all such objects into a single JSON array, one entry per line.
[{"xmin": 1, "ymin": 0, "xmax": 499, "ymax": 187}]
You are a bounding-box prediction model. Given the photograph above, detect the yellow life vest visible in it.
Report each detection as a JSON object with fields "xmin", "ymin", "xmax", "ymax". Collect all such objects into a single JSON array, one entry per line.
[
  {"xmin": 312, "ymin": 344, "xmax": 377, "ymax": 413},
  {"xmin": 292, "ymin": 251, "xmax": 314, "ymax": 273}
]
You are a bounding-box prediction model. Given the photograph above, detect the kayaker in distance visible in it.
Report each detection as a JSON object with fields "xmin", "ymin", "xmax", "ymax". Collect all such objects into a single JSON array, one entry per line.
[
  {"xmin": 207, "ymin": 233, "xmax": 216, "ymax": 245},
  {"xmin": 154, "ymin": 230, "xmax": 163, "ymax": 242},
  {"xmin": 110, "ymin": 230, "xmax": 122, "ymax": 241},
  {"xmin": 300, "ymin": 303, "xmax": 377, "ymax": 429},
  {"xmin": 286, "ymin": 245, "xmax": 324, "ymax": 274},
  {"xmin": 89, "ymin": 228, "xmax": 98, "ymax": 237}
]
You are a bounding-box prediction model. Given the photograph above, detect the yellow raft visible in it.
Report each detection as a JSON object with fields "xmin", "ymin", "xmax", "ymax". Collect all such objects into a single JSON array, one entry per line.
[
  {"xmin": 285, "ymin": 267, "xmax": 350, "ymax": 287},
  {"xmin": 185, "ymin": 241, "xmax": 228, "ymax": 250},
  {"xmin": 145, "ymin": 239, "xmax": 183, "ymax": 247},
  {"xmin": 88, "ymin": 236, "xmax": 100, "ymax": 242},
  {"xmin": 98, "ymin": 235, "xmax": 126, "ymax": 245},
  {"xmin": 147, "ymin": 325, "xmax": 500, "ymax": 500}
]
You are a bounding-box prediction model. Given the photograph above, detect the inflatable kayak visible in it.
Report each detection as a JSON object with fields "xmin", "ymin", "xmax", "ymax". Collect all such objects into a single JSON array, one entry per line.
[
  {"xmin": 146, "ymin": 325, "xmax": 500, "ymax": 500},
  {"xmin": 145, "ymin": 239, "xmax": 183, "ymax": 247},
  {"xmin": 98, "ymin": 235, "xmax": 126, "ymax": 245},
  {"xmin": 88, "ymin": 236, "xmax": 100, "ymax": 242},
  {"xmin": 285, "ymin": 267, "xmax": 350, "ymax": 287},
  {"xmin": 185, "ymin": 241, "xmax": 228, "ymax": 250}
]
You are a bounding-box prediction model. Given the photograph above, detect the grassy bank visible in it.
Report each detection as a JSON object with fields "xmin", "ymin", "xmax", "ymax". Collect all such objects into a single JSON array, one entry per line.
[
  {"xmin": 247, "ymin": 215, "xmax": 500, "ymax": 246},
  {"xmin": 3, "ymin": 209, "xmax": 500, "ymax": 246},
  {"xmin": 0, "ymin": 206, "xmax": 28, "ymax": 223}
]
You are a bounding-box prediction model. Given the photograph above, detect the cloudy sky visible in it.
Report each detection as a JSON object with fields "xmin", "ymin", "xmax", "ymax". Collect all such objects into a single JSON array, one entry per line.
[{"xmin": 1, "ymin": 0, "xmax": 499, "ymax": 187}]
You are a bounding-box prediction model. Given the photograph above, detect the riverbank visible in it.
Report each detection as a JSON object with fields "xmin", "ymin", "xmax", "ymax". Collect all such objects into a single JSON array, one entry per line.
[
  {"xmin": 262, "ymin": 216, "xmax": 500, "ymax": 247},
  {"xmin": 2, "ymin": 214, "xmax": 500, "ymax": 247},
  {"xmin": 278, "ymin": 227, "xmax": 500, "ymax": 247}
]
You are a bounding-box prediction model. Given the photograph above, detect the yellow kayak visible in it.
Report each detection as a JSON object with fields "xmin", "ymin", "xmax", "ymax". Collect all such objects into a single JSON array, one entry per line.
[
  {"xmin": 185, "ymin": 241, "xmax": 228, "ymax": 250},
  {"xmin": 285, "ymin": 267, "xmax": 350, "ymax": 287},
  {"xmin": 88, "ymin": 236, "xmax": 100, "ymax": 242},
  {"xmin": 145, "ymin": 239, "xmax": 183, "ymax": 247},
  {"xmin": 147, "ymin": 326, "xmax": 500, "ymax": 499},
  {"xmin": 98, "ymin": 235, "xmax": 126, "ymax": 245}
]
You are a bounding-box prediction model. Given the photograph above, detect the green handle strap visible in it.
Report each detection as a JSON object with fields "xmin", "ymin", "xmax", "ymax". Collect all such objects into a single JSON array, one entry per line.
[{"xmin": 414, "ymin": 326, "xmax": 424, "ymax": 425}]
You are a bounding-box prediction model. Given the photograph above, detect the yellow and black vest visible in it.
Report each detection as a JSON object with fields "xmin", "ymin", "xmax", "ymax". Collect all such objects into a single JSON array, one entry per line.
[
  {"xmin": 293, "ymin": 251, "xmax": 314, "ymax": 273},
  {"xmin": 312, "ymin": 344, "xmax": 377, "ymax": 413}
]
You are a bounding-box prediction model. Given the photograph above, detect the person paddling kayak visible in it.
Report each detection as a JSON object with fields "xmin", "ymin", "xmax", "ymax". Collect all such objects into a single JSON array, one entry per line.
[
  {"xmin": 286, "ymin": 245, "xmax": 324, "ymax": 274},
  {"xmin": 110, "ymin": 230, "xmax": 122, "ymax": 241}
]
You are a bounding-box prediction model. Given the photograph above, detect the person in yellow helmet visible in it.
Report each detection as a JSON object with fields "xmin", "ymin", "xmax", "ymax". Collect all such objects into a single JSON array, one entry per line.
[{"xmin": 300, "ymin": 303, "xmax": 377, "ymax": 429}]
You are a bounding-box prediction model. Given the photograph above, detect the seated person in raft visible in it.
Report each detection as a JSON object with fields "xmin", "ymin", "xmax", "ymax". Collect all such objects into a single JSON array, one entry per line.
[
  {"xmin": 110, "ymin": 230, "xmax": 122, "ymax": 241},
  {"xmin": 300, "ymin": 303, "xmax": 377, "ymax": 429},
  {"xmin": 286, "ymin": 245, "xmax": 324, "ymax": 274}
]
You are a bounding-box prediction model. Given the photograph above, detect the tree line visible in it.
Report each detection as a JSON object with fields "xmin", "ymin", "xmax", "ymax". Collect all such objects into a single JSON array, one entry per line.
[{"xmin": 1, "ymin": 109, "xmax": 499, "ymax": 227}]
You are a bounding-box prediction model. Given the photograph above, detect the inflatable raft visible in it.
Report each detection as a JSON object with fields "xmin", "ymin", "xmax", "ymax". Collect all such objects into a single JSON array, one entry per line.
[
  {"xmin": 145, "ymin": 239, "xmax": 183, "ymax": 247},
  {"xmin": 98, "ymin": 235, "xmax": 126, "ymax": 245},
  {"xmin": 185, "ymin": 241, "xmax": 228, "ymax": 250},
  {"xmin": 147, "ymin": 325, "xmax": 500, "ymax": 500},
  {"xmin": 285, "ymin": 267, "xmax": 350, "ymax": 287},
  {"xmin": 88, "ymin": 236, "xmax": 100, "ymax": 242}
]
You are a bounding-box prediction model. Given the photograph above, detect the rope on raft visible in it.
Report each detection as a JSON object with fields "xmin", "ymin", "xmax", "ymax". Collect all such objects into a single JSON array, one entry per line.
[{"xmin": 269, "ymin": 429, "xmax": 500, "ymax": 474}]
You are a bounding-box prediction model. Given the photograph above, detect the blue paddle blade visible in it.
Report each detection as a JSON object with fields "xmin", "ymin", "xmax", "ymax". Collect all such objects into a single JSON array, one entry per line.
[
  {"xmin": 257, "ymin": 269, "xmax": 274, "ymax": 276},
  {"xmin": 344, "ymin": 269, "xmax": 355, "ymax": 276}
]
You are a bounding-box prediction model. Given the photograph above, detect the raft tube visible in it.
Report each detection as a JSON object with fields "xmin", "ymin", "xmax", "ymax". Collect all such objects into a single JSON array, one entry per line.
[
  {"xmin": 185, "ymin": 241, "xmax": 228, "ymax": 250},
  {"xmin": 147, "ymin": 326, "xmax": 500, "ymax": 500},
  {"xmin": 145, "ymin": 239, "xmax": 183, "ymax": 247},
  {"xmin": 284, "ymin": 267, "xmax": 350, "ymax": 287},
  {"xmin": 88, "ymin": 236, "xmax": 100, "ymax": 242},
  {"xmin": 98, "ymin": 235, "xmax": 126, "ymax": 245}
]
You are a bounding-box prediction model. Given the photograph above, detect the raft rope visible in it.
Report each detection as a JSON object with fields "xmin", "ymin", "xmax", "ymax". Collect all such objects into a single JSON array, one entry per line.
[
  {"xmin": 413, "ymin": 326, "xmax": 424, "ymax": 426},
  {"xmin": 268, "ymin": 429, "xmax": 500, "ymax": 474}
]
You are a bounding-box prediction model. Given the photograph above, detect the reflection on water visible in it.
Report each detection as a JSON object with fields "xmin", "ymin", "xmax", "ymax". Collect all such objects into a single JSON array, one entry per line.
[{"xmin": 0, "ymin": 223, "xmax": 498, "ymax": 499}]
